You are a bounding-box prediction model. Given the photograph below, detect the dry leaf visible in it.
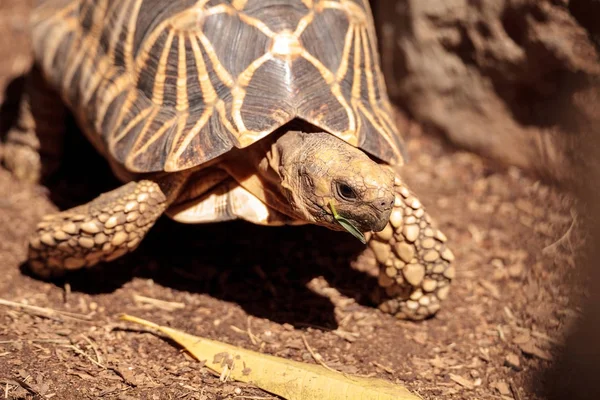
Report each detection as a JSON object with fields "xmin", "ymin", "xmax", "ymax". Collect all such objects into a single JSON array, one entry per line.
[{"xmin": 120, "ymin": 314, "xmax": 422, "ymax": 400}]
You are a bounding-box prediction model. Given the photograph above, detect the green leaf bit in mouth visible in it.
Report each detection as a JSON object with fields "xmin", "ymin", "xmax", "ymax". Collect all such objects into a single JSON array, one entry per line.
[{"xmin": 329, "ymin": 201, "xmax": 366, "ymax": 244}]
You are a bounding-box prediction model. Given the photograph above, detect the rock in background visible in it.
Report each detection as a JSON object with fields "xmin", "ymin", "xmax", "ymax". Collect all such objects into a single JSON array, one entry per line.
[{"xmin": 372, "ymin": 0, "xmax": 600, "ymax": 191}]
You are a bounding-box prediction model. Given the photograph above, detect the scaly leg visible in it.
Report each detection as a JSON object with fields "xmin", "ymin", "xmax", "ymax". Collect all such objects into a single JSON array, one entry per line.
[
  {"xmin": 2, "ymin": 66, "xmax": 66, "ymax": 183},
  {"xmin": 27, "ymin": 173, "xmax": 190, "ymax": 278},
  {"xmin": 366, "ymin": 176, "xmax": 455, "ymax": 320}
]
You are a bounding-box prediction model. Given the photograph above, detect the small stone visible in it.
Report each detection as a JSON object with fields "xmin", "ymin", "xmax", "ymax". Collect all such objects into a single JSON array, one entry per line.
[
  {"xmin": 81, "ymin": 221, "xmax": 101, "ymax": 234},
  {"xmin": 424, "ymin": 228, "xmax": 434, "ymax": 237},
  {"xmin": 394, "ymin": 176, "xmax": 402, "ymax": 186},
  {"xmin": 504, "ymin": 353, "xmax": 521, "ymax": 371},
  {"xmin": 421, "ymin": 238, "xmax": 436, "ymax": 249},
  {"xmin": 124, "ymin": 201, "xmax": 138, "ymax": 212},
  {"xmin": 376, "ymin": 223, "xmax": 393, "ymax": 241},
  {"xmin": 385, "ymin": 266, "xmax": 397, "ymax": 278},
  {"xmin": 78, "ymin": 237, "xmax": 95, "ymax": 249},
  {"xmin": 370, "ymin": 241, "xmax": 391, "ymax": 264},
  {"xmin": 113, "ymin": 205, "xmax": 124, "ymax": 212},
  {"xmin": 423, "ymin": 250, "xmax": 439, "ymax": 262},
  {"xmin": 441, "ymin": 248, "xmax": 455, "ymax": 262},
  {"xmin": 102, "ymin": 242, "xmax": 112, "ymax": 252},
  {"xmin": 137, "ymin": 193, "xmax": 149, "ymax": 203},
  {"xmin": 419, "ymin": 295, "xmax": 431, "ymax": 306},
  {"xmin": 394, "ymin": 196, "xmax": 402, "ymax": 207},
  {"xmin": 389, "ymin": 209, "xmax": 403, "ymax": 228},
  {"xmin": 61, "ymin": 223, "xmax": 78, "ymax": 235},
  {"xmin": 112, "ymin": 232, "xmax": 128, "ymax": 246},
  {"xmin": 437, "ymin": 286, "xmax": 450, "ymax": 300},
  {"xmin": 127, "ymin": 237, "xmax": 140, "ymax": 248},
  {"xmin": 399, "ymin": 187, "xmax": 410, "ymax": 198},
  {"xmin": 508, "ymin": 263, "xmax": 524, "ymax": 278},
  {"xmin": 128, "ymin": 232, "xmax": 139, "ymax": 241},
  {"xmin": 71, "ymin": 214, "xmax": 86, "ymax": 222},
  {"xmin": 139, "ymin": 203, "xmax": 148, "ymax": 213},
  {"xmin": 422, "ymin": 279, "xmax": 437, "ymax": 292},
  {"xmin": 492, "ymin": 381, "xmax": 511, "ymax": 396},
  {"xmin": 40, "ymin": 233, "xmax": 56, "ymax": 246},
  {"xmin": 64, "ymin": 257, "xmax": 86, "ymax": 269},
  {"xmin": 443, "ymin": 266, "xmax": 456, "ymax": 279},
  {"xmin": 394, "ymin": 242, "xmax": 415, "ymax": 263},
  {"xmin": 395, "ymin": 275, "xmax": 404, "ymax": 285},
  {"xmin": 402, "ymin": 225, "xmax": 420, "ymax": 242},
  {"xmin": 98, "ymin": 213, "xmax": 110, "ymax": 223},
  {"xmin": 414, "ymin": 208, "xmax": 424, "ymax": 218},
  {"xmin": 518, "ymin": 341, "xmax": 552, "ymax": 360},
  {"xmin": 403, "ymin": 263, "xmax": 425, "ymax": 286},
  {"xmin": 125, "ymin": 223, "xmax": 136, "ymax": 233}
]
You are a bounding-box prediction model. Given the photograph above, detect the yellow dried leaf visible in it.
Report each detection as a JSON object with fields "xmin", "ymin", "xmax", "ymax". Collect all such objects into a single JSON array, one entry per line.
[{"xmin": 120, "ymin": 314, "xmax": 422, "ymax": 400}]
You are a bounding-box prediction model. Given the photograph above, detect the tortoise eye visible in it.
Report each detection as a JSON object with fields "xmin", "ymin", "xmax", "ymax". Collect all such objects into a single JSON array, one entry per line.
[{"xmin": 336, "ymin": 182, "xmax": 357, "ymax": 201}]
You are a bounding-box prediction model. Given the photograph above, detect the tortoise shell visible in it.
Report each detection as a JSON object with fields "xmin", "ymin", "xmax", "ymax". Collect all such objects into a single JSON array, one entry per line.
[{"xmin": 31, "ymin": 0, "xmax": 405, "ymax": 173}]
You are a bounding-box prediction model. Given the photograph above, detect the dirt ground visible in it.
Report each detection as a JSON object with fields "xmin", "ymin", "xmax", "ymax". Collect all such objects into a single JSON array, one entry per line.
[{"xmin": 0, "ymin": 2, "xmax": 587, "ymax": 400}]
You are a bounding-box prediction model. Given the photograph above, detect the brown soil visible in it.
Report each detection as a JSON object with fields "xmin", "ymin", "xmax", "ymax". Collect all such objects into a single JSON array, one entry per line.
[{"xmin": 0, "ymin": 2, "xmax": 586, "ymax": 400}]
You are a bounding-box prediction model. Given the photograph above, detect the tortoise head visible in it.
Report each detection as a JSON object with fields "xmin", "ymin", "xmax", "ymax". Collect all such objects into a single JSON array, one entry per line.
[{"xmin": 271, "ymin": 131, "xmax": 395, "ymax": 233}]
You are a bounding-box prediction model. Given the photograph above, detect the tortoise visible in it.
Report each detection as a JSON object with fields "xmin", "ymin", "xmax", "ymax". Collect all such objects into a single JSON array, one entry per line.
[{"xmin": 2, "ymin": 0, "xmax": 455, "ymax": 320}]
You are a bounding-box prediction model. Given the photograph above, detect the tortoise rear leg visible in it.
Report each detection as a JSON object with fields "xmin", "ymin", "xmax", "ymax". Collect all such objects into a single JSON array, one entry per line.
[
  {"xmin": 2, "ymin": 66, "xmax": 66, "ymax": 183},
  {"xmin": 365, "ymin": 176, "xmax": 456, "ymax": 321},
  {"xmin": 28, "ymin": 179, "xmax": 174, "ymax": 278}
]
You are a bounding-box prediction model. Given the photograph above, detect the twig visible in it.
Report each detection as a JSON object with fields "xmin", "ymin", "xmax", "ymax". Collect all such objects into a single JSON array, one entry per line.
[
  {"xmin": 247, "ymin": 316, "xmax": 259, "ymax": 346},
  {"xmin": 0, "ymin": 378, "xmax": 43, "ymax": 400},
  {"xmin": 510, "ymin": 380, "xmax": 522, "ymax": 400},
  {"xmin": 0, "ymin": 298, "xmax": 92, "ymax": 321},
  {"xmin": 132, "ymin": 294, "xmax": 185, "ymax": 311},
  {"xmin": 63, "ymin": 283, "xmax": 71, "ymax": 304},
  {"xmin": 62, "ymin": 345, "xmax": 106, "ymax": 369},
  {"xmin": 0, "ymin": 339, "xmax": 70, "ymax": 345},
  {"xmin": 80, "ymin": 335, "xmax": 103, "ymax": 365},
  {"xmin": 301, "ymin": 334, "xmax": 340, "ymax": 375},
  {"xmin": 371, "ymin": 361, "xmax": 395, "ymax": 375}
]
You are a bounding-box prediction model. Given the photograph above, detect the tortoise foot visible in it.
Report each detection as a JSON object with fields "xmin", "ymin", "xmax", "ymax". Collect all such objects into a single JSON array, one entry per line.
[
  {"xmin": 27, "ymin": 180, "xmax": 167, "ymax": 278},
  {"xmin": 367, "ymin": 177, "xmax": 455, "ymax": 320},
  {"xmin": 2, "ymin": 141, "xmax": 42, "ymax": 184}
]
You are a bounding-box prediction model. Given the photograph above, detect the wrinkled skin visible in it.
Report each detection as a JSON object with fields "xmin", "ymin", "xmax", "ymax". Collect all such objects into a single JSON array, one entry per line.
[{"xmin": 267, "ymin": 131, "xmax": 395, "ymax": 233}]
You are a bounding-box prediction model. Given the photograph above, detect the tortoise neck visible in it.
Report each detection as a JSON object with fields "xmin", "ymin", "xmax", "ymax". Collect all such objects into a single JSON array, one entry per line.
[{"xmin": 218, "ymin": 134, "xmax": 302, "ymax": 220}]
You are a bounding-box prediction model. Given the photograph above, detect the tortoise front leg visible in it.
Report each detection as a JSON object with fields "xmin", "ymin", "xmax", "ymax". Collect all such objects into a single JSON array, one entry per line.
[
  {"xmin": 366, "ymin": 176, "xmax": 455, "ymax": 320},
  {"xmin": 27, "ymin": 180, "xmax": 172, "ymax": 278},
  {"xmin": 2, "ymin": 66, "xmax": 66, "ymax": 183}
]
